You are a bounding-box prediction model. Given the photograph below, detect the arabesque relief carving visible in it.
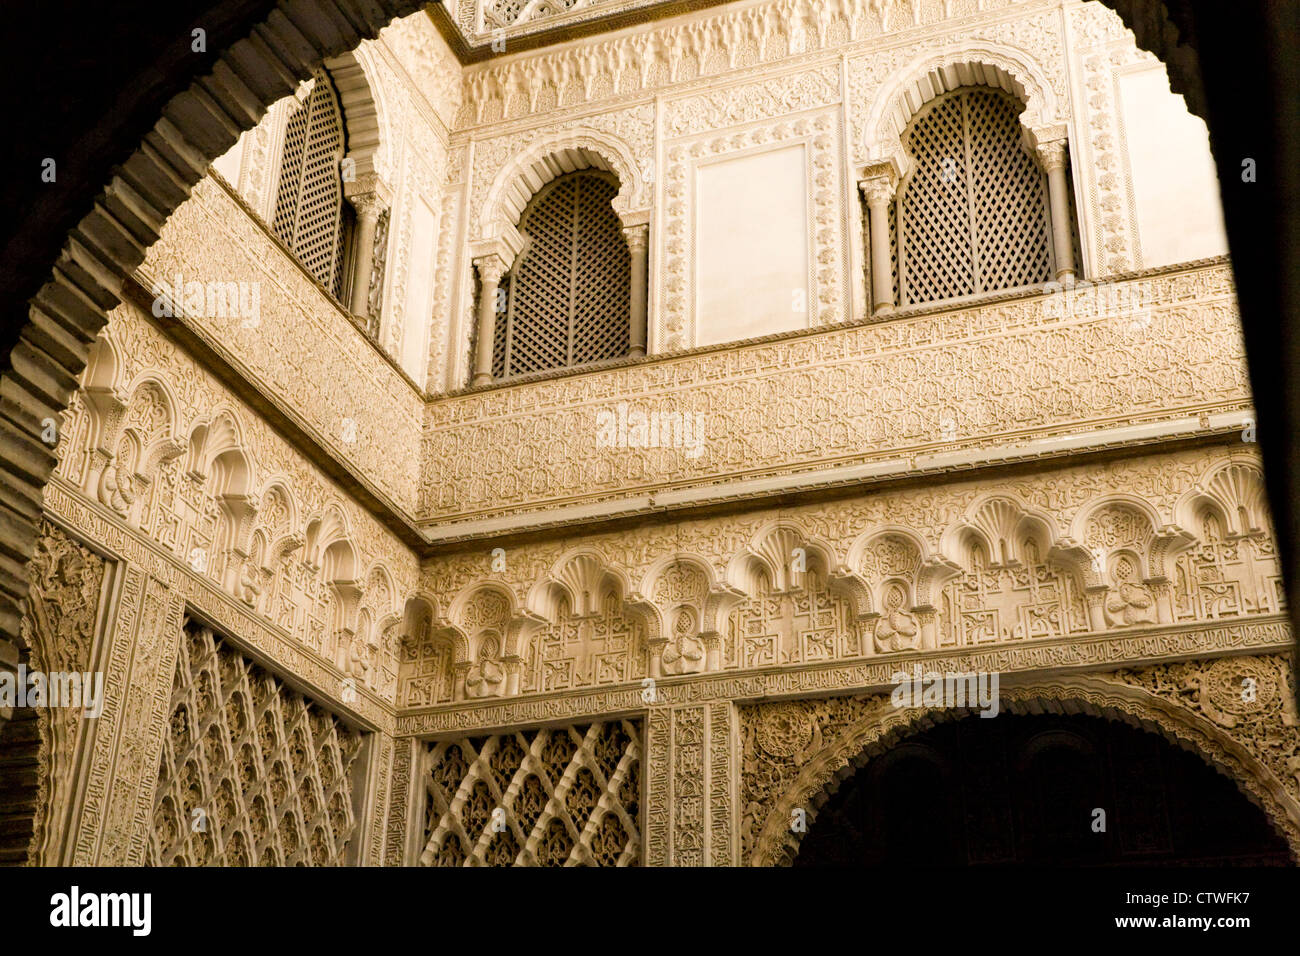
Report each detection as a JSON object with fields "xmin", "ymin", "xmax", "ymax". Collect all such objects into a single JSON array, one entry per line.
[
  {"xmin": 17, "ymin": 522, "xmax": 107, "ymax": 866},
  {"xmin": 421, "ymin": 262, "xmax": 1247, "ymax": 525},
  {"xmin": 405, "ymin": 446, "xmax": 1284, "ymax": 710}
]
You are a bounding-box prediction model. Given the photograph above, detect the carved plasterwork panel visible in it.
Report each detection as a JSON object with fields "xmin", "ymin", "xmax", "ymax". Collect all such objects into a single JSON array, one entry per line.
[
  {"xmin": 417, "ymin": 719, "xmax": 641, "ymax": 865},
  {"xmin": 418, "ymin": 443, "xmax": 1270, "ymax": 616},
  {"xmin": 148, "ymin": 619, "xmax": 368, "ymax": 866},
  {"xmin": 19, "ymin": 521, "xmax": 108, "ymax": 865},
  {"xmin": 455, "ymin": 0, "xmax": 1056, "ymax": 118},
  {"xmin": 725, "ymin": 569, "xmax": 862, "ymax": 670},
  {"xmin": 411, "ymin": 445, "xmax": 1284, "ymax": 716},
  {"xmin": 463, "ymin": 104, "xmax": 655, "ymax": 240},
  {"xmin": 845, "ymin": 5, "xmax": 1069, "ymax": 160},
  {"xmin": 140, "ymin": 177, "xmax": 423, "ymax": 512},
  {"xmin": 420, "ymin": 262, "xmax": 1247, "ymax": 525},
  {"xmin": 48, "ymin": 303, "xmax": 418, "ymax": 735},
  {"xmin": 379, "ymin": 14, "xmax": 463, "ymax": 129},
  {"xmin": 1068, "ymin": 1, "xmax": 1151, "ymax": 276}
]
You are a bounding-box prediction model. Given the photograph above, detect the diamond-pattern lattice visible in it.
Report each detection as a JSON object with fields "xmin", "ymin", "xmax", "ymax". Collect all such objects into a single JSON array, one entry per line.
[
  {"xmin": 148, "ymin": 619, "xmax": 366, "ymax": 866},
  {"xmin": 419, "ymin": 719, "xmax": 642, "ymax": 866},
  {"xmin": 495, "ymin": 172, "xmax": 630, "ymax": 378},
  {"xmin": 272, "ymin": 71, "xmax": 349, "ymax": 295},
  {"xmin": 896, "ymin": 87, "xmax": 1053, "ymax": 307}
]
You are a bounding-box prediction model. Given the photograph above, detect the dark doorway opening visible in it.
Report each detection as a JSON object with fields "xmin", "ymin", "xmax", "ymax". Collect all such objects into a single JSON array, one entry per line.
[{"xmin": 793, "ymin": 713, "xmax": 1291, "ymax": 866}]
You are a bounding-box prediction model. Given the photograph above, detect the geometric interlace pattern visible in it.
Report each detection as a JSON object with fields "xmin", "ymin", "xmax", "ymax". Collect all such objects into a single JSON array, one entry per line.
[
  {"xmin": 494, "ymin": 171, "xmax": 631, "ymax": 378},
  {"xmin": 485, "ymin": 0, "xmax": 581, "ymax": 29},
  {"xmin": 894, "ymin": 87, "xmax": 1053, "ymax": 306},
  {"xmin": 419, "ymin": 720, "xmax": 642, "ymax": 866},
  {"xmin": 272, "ymin": 70, "xmax": 349, "ymax": 297},
  {"xmin": 148, "ymin": 619, "xmax": 366, "ymax": 866}
]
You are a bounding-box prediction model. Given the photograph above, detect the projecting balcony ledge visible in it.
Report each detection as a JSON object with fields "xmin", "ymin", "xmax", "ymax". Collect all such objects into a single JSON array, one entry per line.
[
  {"xmin": 419, "ymin": 258, "xmax": 1247, "ymax": 538},
  {"xmin": 442, "ymin": 255, "xmax": 1233, "ymax": 399}
]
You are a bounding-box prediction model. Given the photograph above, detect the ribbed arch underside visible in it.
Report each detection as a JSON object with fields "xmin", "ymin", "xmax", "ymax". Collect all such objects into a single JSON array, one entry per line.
[
  {"xmin": 494, "ymin": 172, "xmax": 631, "ymax": 379},
  {"xmin": 891, "ymin": 87, "xmax": 1053, "ymax": 306}
]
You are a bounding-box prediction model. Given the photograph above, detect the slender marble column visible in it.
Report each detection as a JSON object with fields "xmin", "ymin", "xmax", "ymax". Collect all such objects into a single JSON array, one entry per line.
[
  {"xmin": 623, "ymin": 224, "xmax": 649, "ymax": 357},
  {"xmin": 1037, "ymin": 139, "xmax": 1077, "ymax": 284},
  {"xmin": 472, "ymin": 256, "xmax": 506, "ymax": 386},
  {"xmin": 860, "ymin": 174, "xmax": 898, "ymax": 315}
]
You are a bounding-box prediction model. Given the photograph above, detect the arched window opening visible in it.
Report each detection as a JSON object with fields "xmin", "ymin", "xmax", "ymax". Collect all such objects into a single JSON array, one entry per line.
[
  {"xmin": 493, "ymin": 170, "xmax": 632, "ymax": 379},
  {"xmin": 889, "ymin": 87, "xmax": 1070, "ymax": 307},
  {"xmin": 273, "ymin": 69, "xmax": 354, "ymax": 303}
]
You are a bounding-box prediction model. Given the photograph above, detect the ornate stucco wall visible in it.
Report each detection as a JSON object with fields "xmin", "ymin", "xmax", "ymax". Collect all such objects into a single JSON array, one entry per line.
[{"xmin": 11, "ymin": 0, "xmax": 1294, "ymax": 867}]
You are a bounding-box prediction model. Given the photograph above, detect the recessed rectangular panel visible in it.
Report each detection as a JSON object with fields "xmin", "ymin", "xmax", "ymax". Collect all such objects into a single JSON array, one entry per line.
[
  {"xmin": 401, "ymin": 197, "xmax": 438, "ymax": 381},
  {"xmin": 695, "ymin": 144, "xmax": 810, "ymax": 347}
]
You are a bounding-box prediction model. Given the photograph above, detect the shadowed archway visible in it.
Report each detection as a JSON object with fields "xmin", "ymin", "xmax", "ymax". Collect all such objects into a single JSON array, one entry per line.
[{"xmin": 794, "ymin": 712, "xmax": 1293, "ymax": 866}]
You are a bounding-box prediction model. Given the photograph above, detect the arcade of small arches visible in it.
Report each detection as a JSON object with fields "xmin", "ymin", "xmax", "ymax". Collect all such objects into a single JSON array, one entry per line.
[{"xmin": 400, "ymin": 455, "xmax": 1280, "ymax": 708}]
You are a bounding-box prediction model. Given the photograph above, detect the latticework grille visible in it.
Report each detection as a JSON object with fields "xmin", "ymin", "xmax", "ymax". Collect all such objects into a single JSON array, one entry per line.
[
  {"xmin": 494, "ymin": 171, "xmax": 631, "ymax": 379},
  {"xmin": 895, "ymin": 87, "xmax": 1053, "ymax": 307},
  {"xmin": 273, "ymin": 71, "xmax": 350, "ymax": 295},
  {"xmin": 148, "ymin": 619, "xmax": 366, "ymax": 866},
  {"xmin": 419, "ymin": 719, "xmax": 642, "ymax": 866}
]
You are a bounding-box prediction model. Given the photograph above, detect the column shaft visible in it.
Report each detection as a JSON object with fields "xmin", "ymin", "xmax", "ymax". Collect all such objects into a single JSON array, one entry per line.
[
  {"xmin": 868, "ymin": 198, "xmax": 894, "ymax": 314},
  {"xmin": 349, "ymin": 206, "xmax": 381, "ymax": 319},
  {"xmin": 1046, "ymin": 161, "xmax": 1076, "ymax": 282},
  {"xmin": 624, "ymin": 225, "xmax": 649, "ymax": 358},
  {"xmin": 472, "ymin": 258, "xmax": 505, "ymax": 386}
]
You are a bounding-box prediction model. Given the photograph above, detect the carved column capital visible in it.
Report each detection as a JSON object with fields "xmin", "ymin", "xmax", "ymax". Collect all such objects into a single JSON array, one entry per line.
[
  {"xmin": 622, "ymin": 223, "xmax": 649, "ymax": 255},
  {"xmin": 343, "ymin": 172, "xmax": 392, "ymax": 212},
  {"xmin": 857, "ymin": 159, "xmax": 900, "ymax": 208},
  {"xmin": 474, "ymin": 254, "xmax": 507, "ymax": 287},
  {"xmin": 1035, "ymin": 138, "xmax": 1069, "ymax": 172},
  {"xmin": 858, "ymin": 173, "xmax": 897, "ymax": 208}
]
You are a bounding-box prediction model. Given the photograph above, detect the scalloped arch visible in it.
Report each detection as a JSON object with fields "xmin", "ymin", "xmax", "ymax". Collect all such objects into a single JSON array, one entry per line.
[
  {"xmin": 751, "ymin": 673, "xmax": 1300, "ymax": 866},
  {"xmin": 323, "ymin": 48, "xmax": 390, "ymax": 181},
  {"xmin": 862, "ymin": 44, "xmax": 1062, "ymax": 170},
  {"xmin": 477, "ymin": 127, "xmax": 648, "ymax": 246}
]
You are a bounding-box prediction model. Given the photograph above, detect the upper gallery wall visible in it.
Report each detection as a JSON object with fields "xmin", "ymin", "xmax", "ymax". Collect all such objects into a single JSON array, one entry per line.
[
  {"xmin": 417, "ymin": 0, "xmax": 1235, "ymax": 532},
  {"xmin": 128, "ymin": 0, "xmax": 1231, "ymax": 534},
  {"xmin": 434, "ymin": 0, "xmax": 1227, "ymax": 390},
  {"xmin": 147, "ymin": 13, "xmax": 462, "ymax": 515}
]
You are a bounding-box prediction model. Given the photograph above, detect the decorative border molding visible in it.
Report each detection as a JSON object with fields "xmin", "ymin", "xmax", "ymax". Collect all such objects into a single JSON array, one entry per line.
[{"xmin": 394, "ymin": 614, "xmax": 1293, "ymax": 736}]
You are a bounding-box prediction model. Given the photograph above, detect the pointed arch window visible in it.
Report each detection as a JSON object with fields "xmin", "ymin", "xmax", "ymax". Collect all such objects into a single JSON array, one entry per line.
[
  {"xmin": 273, "ymin": 69, "xmax": 355, "ymax": 302},
  {"xmin": 492, "ymin": 170, "xmax": 632, "ymax": 379},
  {"xmin": 887, "ymin": 87, "xmax": 1073, "ymax": 307}
]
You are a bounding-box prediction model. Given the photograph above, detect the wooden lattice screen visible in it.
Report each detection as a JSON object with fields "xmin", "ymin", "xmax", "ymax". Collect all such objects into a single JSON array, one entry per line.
[
  {"xmin": 892, "ymin": 87, "xmax": 1055, "ymax": 307},
  {"xmin": 273, "ymin": 70, "xmax": 351, "ymax": 297},
  {"xmin": 493, "ymin": 171, "xmax": 631, "ymax": 379}
]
